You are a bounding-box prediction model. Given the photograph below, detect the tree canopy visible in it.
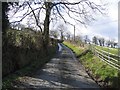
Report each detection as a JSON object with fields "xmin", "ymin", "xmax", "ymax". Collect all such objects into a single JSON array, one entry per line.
[{"xmin": 7, "ymin": 0, "xmax": 104, "ymax": 51}]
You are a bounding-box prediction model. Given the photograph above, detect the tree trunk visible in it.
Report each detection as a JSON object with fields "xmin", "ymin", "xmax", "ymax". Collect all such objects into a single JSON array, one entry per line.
[{"xmin": 43, "ymin": 2, "xmax": 52, "ymax": 55}]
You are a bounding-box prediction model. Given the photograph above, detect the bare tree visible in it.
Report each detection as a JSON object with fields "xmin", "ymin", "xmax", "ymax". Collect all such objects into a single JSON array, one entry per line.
[
  {"xmin": 106, "ymin": 39, "xmax": 116, "ymax": 48},
  {"xmin": 84, "ymin": 35, "xmax": 89, "ymax": 44},
  {"xmin": 113, "ymin": 42, "xmax": 118, "ymax": 48},
  {"xmin": 98, "ymin": 37, "xmax": 105, "ymax": 46},
  {"xmin": 50, "ymin": 30, "xmax": 59, "ymax": 38},
  {"xmin": 106, "ymin": 40, "xmax": 111, "ymax": 47},
  {"xmin": 92, "ymin": 36, "xmax": 98, "ymax": 45},
  {"xmin": 57, "ymin": 24, "xmax": 67, "ymax": 40},
  {"xmin": 101, "ymin": 38, "xmax": 105, "ymax": 46},
  {"xmin": 110, "ymin": 39, "xmax": 115, "ymax": 48},
  {"xmin": 65, "ymin": 31, "xmax": 71, "ymax": 40},
  {"xmin": 8, "ymin": 0, "xmax": 104, "ymax": 53},
  {"xmin": 98, "ymin": 38, "xmax": 102, "ymax": 46},
  {"xmin": 75, "ymin": 35, "xmax": 82, "ymax": 43}
]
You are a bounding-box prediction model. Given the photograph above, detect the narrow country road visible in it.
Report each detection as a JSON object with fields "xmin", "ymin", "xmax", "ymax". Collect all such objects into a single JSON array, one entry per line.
[{"xmin": 13, "ymin": 43, "xmax": 100, "ymax": 89}]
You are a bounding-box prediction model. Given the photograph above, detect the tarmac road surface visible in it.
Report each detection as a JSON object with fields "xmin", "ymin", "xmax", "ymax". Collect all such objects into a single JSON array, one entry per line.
[{"xmin": 12, "ymin": 43, "xmax": 100, "ymax": 90}]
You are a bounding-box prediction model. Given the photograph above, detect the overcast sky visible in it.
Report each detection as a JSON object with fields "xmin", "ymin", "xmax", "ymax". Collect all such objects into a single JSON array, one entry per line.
[
  {"xmin": 8, "ymin": 0, "xmax": 119, "ymax": 42},
  {"xmin": 65, "ymin": 0, "xmax": 119, "ymax": 42}
]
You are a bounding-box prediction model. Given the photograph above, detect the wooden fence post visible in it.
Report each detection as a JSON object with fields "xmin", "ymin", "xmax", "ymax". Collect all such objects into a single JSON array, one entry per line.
[{"xmin": 108, "ymin": 47, "xmax": 110, "ymax": 61}]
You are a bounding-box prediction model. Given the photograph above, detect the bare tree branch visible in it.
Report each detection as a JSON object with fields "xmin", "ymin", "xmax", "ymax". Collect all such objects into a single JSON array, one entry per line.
[
  {"xmin": 52, "ymin": 0, "xmax": 86, "ymax": 6},
  {"xmin": 51, "ymin": 0, "xmax": 104, "ymax": 26},
  {"xmin": 11, "ymin": 7, "xmax": 42, "ymax": 23},
  {"xmin": 55, "ymin": 5, "xmax": 66, "ymax": 23},
  {"xmin": 8, "ymin": 0, "xmax": 105, "ymax": 48},
  {"xmin": 64, "ymin": 4, "xmax": 83, "ymax": 15},
  {"xmin": 85, "ymin": 1, "xmax": 105, "ymax": 14},
  {"xmin": 27, "ymin": 2, "xmax": 43, "ymax": 32}
]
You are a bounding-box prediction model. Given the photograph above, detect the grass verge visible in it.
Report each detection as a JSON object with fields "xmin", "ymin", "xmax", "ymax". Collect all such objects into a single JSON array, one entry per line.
[
  {"xmin": 63, "ymin": 41, "xmax": 85, "ymax": 56},
  {"xmin": 80, "ymin": 51, "xmax": 119, "ymax": 88},
  {"xmin": 63, "ymin": 41, "xmax": 119, "ymax": 88}
]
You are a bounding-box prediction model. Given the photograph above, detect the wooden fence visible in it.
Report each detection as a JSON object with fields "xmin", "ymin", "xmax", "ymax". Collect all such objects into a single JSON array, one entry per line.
[{"xmin": 89, "ymin": 45, "xmax": 120, "ymax": 71}]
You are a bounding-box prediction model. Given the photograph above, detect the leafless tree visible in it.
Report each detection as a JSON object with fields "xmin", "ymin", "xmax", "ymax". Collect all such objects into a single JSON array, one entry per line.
[
  {"xmin": 106, "ymin": 39, "xmax": 116, "ymax": 48},
  {"xmin": 92, "ymin": 36, "xmax": 98, "ymax": 45},
  {"xmin": 50, "ymin": 30, "xmax": 59, "ymax": 38},
  {"xmin": 101, "ymin": 38, "xmax": 105, "ymax": 46},
  {"xmin": 84, "ymin": 35, "xmax": 89, "ymax": 44},
  {"xmin": 106, "ymin": 40, "xmax": 111, "ymax": 47},
  {"xmin": 8, "ymin": 0, "xmax": 105, "ymax": 53},
  {"xmin": 98, "ymin": 38, "xmax": 102, "ymax": 46},
  {"xmin": 57, "ymin": 24, "xmax": 67, "ymax": 40},
  {"xmin": 65, "ymin": 31, "xmax": 71, "ymax": 40},
  {"xmin": 75, "ymin": 35, "xmax": 82, "ymax": 42}
]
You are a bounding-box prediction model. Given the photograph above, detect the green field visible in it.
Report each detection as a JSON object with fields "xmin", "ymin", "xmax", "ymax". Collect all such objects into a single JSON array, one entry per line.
[{"xmin": 95, "ymin": 45, "xmax": 118, "ymax": 55}]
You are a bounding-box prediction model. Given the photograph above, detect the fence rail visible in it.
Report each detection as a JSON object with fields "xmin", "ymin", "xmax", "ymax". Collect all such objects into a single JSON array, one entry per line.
[{"xmin": 90, "ymin": 45, "xmax": 120, "ymax": 71}]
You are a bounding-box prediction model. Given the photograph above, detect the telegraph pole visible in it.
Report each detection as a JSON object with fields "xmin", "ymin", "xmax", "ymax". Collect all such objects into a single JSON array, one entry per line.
[{"xmin": 74, "ymin": 25, "xmax": 75, "ymax": 41}]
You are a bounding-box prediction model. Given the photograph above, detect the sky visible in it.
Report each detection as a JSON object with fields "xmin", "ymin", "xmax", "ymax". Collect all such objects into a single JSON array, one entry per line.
[
  {"xmin": 64, "ymin": 0, "xmax": 119, "ymax": 42},
  {"xmin": 8, "ymin": 0, "xmax": 119, "ymax": 42}
]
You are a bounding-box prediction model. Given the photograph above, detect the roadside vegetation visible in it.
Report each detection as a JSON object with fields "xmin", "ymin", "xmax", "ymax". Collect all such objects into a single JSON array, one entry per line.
[
  {"xmin": 63, "ymin": 41, "xmax": 86, "ymax": 56},
  {"xmin": 2, "ymin": 28, "xmax": 58, "ymax": 88},
  {"xmin": 63, "ymin": 41, "xmax": 119, "ymax": 88}
]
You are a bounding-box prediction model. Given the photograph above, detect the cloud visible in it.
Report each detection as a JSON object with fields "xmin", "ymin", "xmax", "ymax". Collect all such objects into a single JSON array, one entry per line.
[
  {"xmin": 72, "ymin": 0, "xmax": 119, "ymax": 42},
  {"xmin": 8, "ymin": 0, "xmax": 119, "ymax": 42}
]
